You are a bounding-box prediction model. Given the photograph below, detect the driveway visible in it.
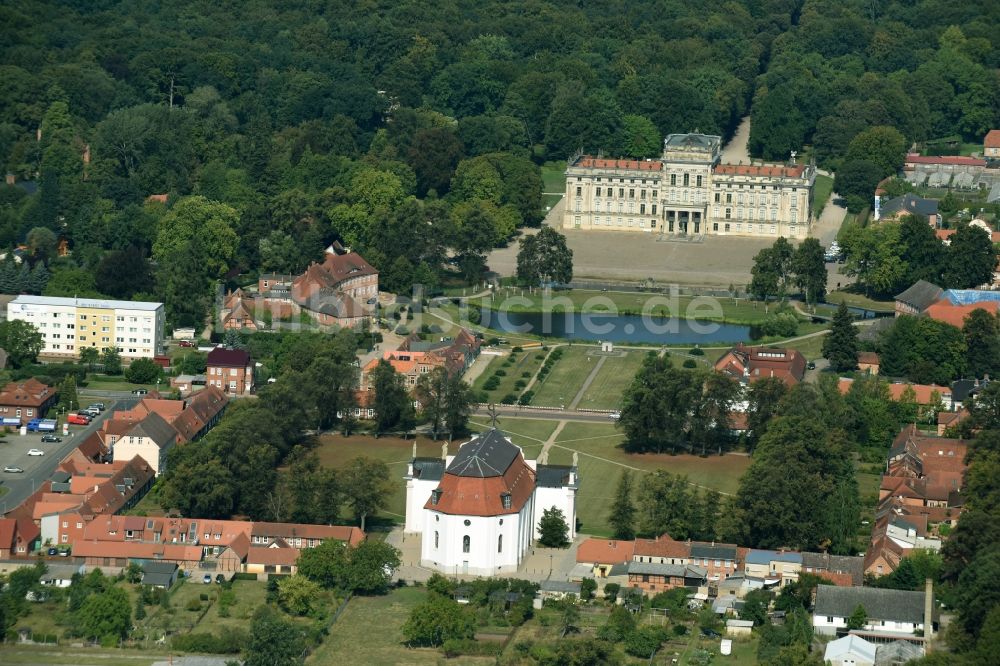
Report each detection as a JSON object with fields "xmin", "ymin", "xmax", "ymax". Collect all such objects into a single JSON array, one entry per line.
[{"xmin": 0, "ymin": 400, "xmax": 134, "ymax": 514}]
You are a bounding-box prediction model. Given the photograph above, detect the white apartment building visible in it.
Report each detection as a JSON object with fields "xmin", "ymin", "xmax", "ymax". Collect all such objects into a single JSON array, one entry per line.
[
  {"xmin": 563, "ymin": 133, "xmax": 816, "ymax": 239},
  {"xmin": 7, "ymin": 295, "xmax": 165, "ymax": 362}
]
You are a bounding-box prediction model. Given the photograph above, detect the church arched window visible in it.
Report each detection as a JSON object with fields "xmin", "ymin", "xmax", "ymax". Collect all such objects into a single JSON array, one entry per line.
[
  {"xmin": 498, "ymin": 535, "xmax": 503, "ymax": 553},
  {"xmin": 434, "ymin": 531, "xmax": 439, "ymax": 549},
  {"xmin": 463, "ymin": 535, "xmax": 470, "ymax": 553}
]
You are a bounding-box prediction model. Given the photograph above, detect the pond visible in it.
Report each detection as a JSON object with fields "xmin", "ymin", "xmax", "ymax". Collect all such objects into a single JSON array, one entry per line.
[{"xmin": 479, "ymin": 309, "xmax": 751, "ymax": 345}]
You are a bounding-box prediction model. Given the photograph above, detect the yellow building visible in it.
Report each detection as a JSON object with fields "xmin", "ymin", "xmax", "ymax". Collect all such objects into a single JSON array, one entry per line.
[{"xmin": 563, "ymin": 133, "xmax": 816, "ymax": 239}]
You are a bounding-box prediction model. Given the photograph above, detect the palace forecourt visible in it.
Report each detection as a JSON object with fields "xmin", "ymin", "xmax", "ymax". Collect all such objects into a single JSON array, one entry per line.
[{"xmin": 563, "ymin": 133, "xmax": 817, "ymax": 240}]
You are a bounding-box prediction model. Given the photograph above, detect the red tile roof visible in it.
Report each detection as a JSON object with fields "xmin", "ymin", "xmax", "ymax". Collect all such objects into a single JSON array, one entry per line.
[
  {"xmin": 986, "ymin": 130, "xmax": 1000, "ymax": 149},
  {"xmin": 633, "ymin": 535, "xmax": 691, "ymax": 559},
  {"xmin": 905, "ymin": 154, "xmax": 986, "ymax": 167},
  {"xmin": 936, "ymin": 228, "xmax": 1000, "ymax": 243},
  {"xmin": 0, "ymin": 378, "xmax": 55, "ymax": 408},
  {"xmin": 574, "ymin": 156, "xmax": 663, "ymax": 171},
  {"xmin": 0, "ymin": 518, "xmax": 15, "ymax": 550},
  {"xmin": 247, "ymin": 545, "xmax": 301, "ymax": 566},
  {"xmin": 250, "ymin": 523, "xmax": 364, "ymax": 546},
  {"xmin": 427, "ymin": 454, "xmax": 536, "ymax": 517},
  {"xmin": 713, "ymin": 163, "xmax": 807, "ymax": 178},
  {"xmin": 73, "ymin": 539, "xmax": 204, "ymax": 563},
  {"xmin": 576, "ymin": 538, "xmax": 635, "ymax": 564},
  {"xmin": 924, "ymin": 299, "xmax": 1000, "ymax": 329}
]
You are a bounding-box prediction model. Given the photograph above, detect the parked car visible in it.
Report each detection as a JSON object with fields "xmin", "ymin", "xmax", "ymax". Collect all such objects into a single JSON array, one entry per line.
[
  {"xmin": 27, "ymin": 448, "xmax": 45, "ymax": 456},
  {"xmin": 202, "ymin": 574, "xmax": 212, "ymax": 584},
  {"xmin": 87, "ymin": 403, "xmax": 105, "ymax": 412},
  {"xmin": 3, "ymin": 465, "xmax": 24, "ymax": 473},
  {"xmin": 178, "ymin": 340, "xmax": 194, "ymax": 348},
  {"xmin": 81, "ymin": 408, "xmax": 100, "ymax": 418},
  {"xmin": 40, "ymin": 434, "xmax": 62, "ymax": 443},
  {"xmin": 132, "ymin": 388, "xmax": 148, "ymax": 395},
  {"xmin": 67, "ymin": 413, "xmax": 91, "ymax": 425},
  {"xmin": 806, "ymin": 361, "xmax": 816, "ymax": 370},
  {"xmin": 47, "ymin": 547, "xmax": 58, "ymax": 556},
  {"xmin": 59, "ymin": 549, "xmax": 70, "ymax": 557}
]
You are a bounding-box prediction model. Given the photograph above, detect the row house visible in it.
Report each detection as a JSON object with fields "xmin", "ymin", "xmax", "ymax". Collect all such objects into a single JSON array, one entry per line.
[
  {"xmin": 630, "ymin": 535, "xmax": 739, "ymax": 582},
  {"xmin": 627, "ymin": 562, "xmax": 707, "ymax": 595},
  {"xmin": 743, "ymin": 550, "xmax": 802, "ymax": 586},
  {"xmin": 250, "ymin": 522, "xmax": 364, "ymax": 549},
  {"xmin": 0, "ymin": 517, "xmax": 40, "ymax": 558},
  {"xmin": 0, "ymin": 378, "xmax": 58, "ymax": 425}
]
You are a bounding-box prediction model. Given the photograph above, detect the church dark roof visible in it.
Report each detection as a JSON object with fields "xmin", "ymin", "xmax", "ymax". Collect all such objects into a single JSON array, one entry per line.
[
  {"xmin": 446, "ymin": 429, "xmax": 520, "ymax": 478},
  {"xmin": 412, "ymin": 457, "xmax": 445, "ymax": 481},
  {"xmin": 537, "ymin": 465, "xmax": 573, "ymax": 488}
]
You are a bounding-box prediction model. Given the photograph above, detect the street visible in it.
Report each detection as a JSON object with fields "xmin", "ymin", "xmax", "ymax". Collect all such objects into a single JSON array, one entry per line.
[{"xmin": 0, "ymin": 397, "xmax": 136, "ymax": 514}]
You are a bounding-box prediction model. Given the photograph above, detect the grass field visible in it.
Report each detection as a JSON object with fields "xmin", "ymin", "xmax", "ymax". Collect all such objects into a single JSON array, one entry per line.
[
  {"xmin": 309, "ymin": 586, "xmax": 493, "ymax": 666},
  {"xmin": 576, "ymin": 350, "xmax": 650, "ymax": 410},
  {"xmin": 813, "ymin": 174, "xmax": 834, "ymax": 216},
  {"xmin": 542, "ymin": 421, "xmax": 751, "ymax": 536},
  {"xmin": 783, "ymin": 332, "xmax": 828, "ymax": 360},
  {"xmin": 0, "ymin": 647, "xmax": 165, "ymax": 666},
  {"xmin": 541, "ymin": 160, "xmax": 567, "ymax": 193},
  {"xmin": 531, "ymin": 346, "xmax": 601, "ymax": 408},
  {"xmin": 825, "ymin": 290, "xmax": 895, "ymax": 312}
]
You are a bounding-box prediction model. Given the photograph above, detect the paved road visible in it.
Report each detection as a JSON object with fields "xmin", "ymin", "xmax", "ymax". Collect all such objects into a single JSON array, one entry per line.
[{"xmin": 0, "ymin": 399, "xmax": 135, "ymax": 514}]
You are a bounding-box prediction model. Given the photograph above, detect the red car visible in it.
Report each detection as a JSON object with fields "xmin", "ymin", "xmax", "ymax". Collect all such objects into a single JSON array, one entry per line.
[
  {"xmin": 178, "ymin": 340, "xmax": 195, "ymax": 348},
  {"xmin": 67, "ymin": 413, "xmax": 91, "ymax": 425}
]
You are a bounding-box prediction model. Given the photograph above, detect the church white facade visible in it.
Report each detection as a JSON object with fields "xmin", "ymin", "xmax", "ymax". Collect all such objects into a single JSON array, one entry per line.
[{"xmin": 404, "ymin": 429, "xmax": 578, "ymax": 576}]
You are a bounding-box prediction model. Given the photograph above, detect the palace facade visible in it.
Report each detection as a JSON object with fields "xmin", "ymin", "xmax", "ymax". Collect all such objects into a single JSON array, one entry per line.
[{"xmin": 562, "ymin": 133, "xmax": 816, "ymax": 239}]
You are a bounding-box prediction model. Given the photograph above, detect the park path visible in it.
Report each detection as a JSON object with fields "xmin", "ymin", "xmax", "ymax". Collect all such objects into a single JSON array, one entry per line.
[
  {"xmin": 721, "ymin": 116, "xmax": 752, "ymax": 164},
  {"xmin": 538, "ymin": 419, "xmax": 568, "ymax": 462},
  {"xmin": 568, "ymin": 354, "xmax": 607, "ymax": 409}
]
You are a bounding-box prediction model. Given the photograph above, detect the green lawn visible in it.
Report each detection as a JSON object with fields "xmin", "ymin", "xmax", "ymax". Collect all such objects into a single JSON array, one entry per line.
[
  {"xmin": 531, "ymin": 346, "xmax": 603, "ymax": 408},
  {"xmin": 0, "ymin": 647, "xmax": 164, "ymax": 666},
  {"xmin": 81, "ymin": 374, "xmax": 159, "ymax": 393},
  {"xmin": 783, "ymin": 332, "xmax": 828, "ymax": 360},
  {"xmin": 472, "ymin": 348, "xmax": 548, "ymax": 401},
  {"xmin": 542, "ymin": 193, "xmax": 563, "ymax": 211},
  {"xmin": 309, "ymin": 586, "xmax": 493, "ymax": 666},
  {"xmin": 544, "ymin": 422, "xmax": 751, "ymax": 536},
  {"xmin": 825, "ymin": 291, "xmax": 895, "ymax": 312},
  {"xmin": 541, "ymin": 160, "xmax": 567, "ymax": 193},
  {"xmin": 576, "ymin": 350, "xmax": 649, "ymax": 410},
  {"xmin": 813, "ymin": 174, "xmax": 834, "ymax": 216}
]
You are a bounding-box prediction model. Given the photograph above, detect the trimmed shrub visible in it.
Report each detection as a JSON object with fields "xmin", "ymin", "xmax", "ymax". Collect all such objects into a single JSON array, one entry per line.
[
  {"xmin": 682, "ymin": 359, "xmax": 697, "ymax": 368},
  {"xmin": 518, "ymin": 391, "xmax": 534, "ymax": 405},
  {"xmin": 500, "ymin": 393, "xmax": 517, "ymax": 404},
  {"xmin": 494, "ymin": 369, "xmax": 507, "ymax": 377},
  {"xmin": 689, "ymin": 347, "xmax": 704, "ymax": 356}
]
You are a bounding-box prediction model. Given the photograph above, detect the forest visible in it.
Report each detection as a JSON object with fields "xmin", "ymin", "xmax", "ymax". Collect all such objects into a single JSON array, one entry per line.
[{"xmin": 3, "ymin": 0, "xmax": 996, "ymax": 326}]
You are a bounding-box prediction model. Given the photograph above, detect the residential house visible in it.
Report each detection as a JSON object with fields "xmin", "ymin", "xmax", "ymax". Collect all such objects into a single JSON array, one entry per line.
[
  {"xmin": 937, "ymin": 408, "xmax": 970, "ymax": 435},
  {"xmin": 0, "ymin": 378, "xmax": 57, "ymax": 425},
  {"xmin": 714, "ymin": 344, "xmax": 806, "ymax": 386},
  {"xmin": 800, "ymin": 552, "xmax": 864, "ymax": 586},
  {"xmin": 857, "ymin": 352, "xmax": 880, "ymax": 375},
  {"xmin": 632, "ymin": 534, "xmax": 691, "ymax": 566},
  {"xmin": 743, "ymin": 550, "xmax": 802, "ymax": 586},
  {"xmin": 141, "ymin": 561, "xmax": 179, "ymax": 589},
  {"xmin": 576, "ymin": 538, "xmax": 635, "ymax": 578},
  {"xmin": 111, "ymin": 412, "xmax": 180, "ymax": 476},
  {"xmin": 627, "ymin": 561, "xmax": 707, "ymax": 595},
  {"xmin": 824, "ymin": 634, "xmax": 877, "ymax": 666},
  {"xmin": 689, "ymin": 541, "xmax": 740, "ymax": 581},
  {"xmin": 0, "ymin": 517, "xmax": 40, "ymax": 558},
  {"xmin": 244, "ymin": 544, "xmax": 300, "ymax": 578},
  {"xmin": 894, "ymin": 281, "xmax": 943, "ymax": 317},
  {"xmin": 101, "ymin": 386, "xmax": 228, "ymax": 449},
  {"xmin": 360, "ymin": 329, "xmax": 481, "ymax": 394},
  {"xmin": 876, "ymin": 193, "xmax": 939, "ymax": 227},
  {"xmin": 812, "ymin": 585, "xmax": 934, "ymax": 638},
  {"xmin": 72, "ymin": 540, "xmax": 205, "ymax": 569},
  {"xmin": 837, "ymin": 378, "xmax": 952, "ymax": 411},
  {"xmin": 40, "ymin": 563, "xmax": 86, "ymax": 588},
  {"xmin": 250, "ymin": 522, "xmax": 364, "ymax": 549},
  {"xmin": 206, "ymin": 347, "xmax": 254, "ymax": 395},
  {"xmin": 984, "ymin": 130, "xmax": 1000, "ymax": 159},
  {"xmin": 951, "ymin": 377, "xmax": 990, "ymax": 410}
]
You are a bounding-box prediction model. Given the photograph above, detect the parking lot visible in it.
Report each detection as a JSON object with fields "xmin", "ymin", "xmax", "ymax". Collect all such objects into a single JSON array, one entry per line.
[{"xmin": 0, "ymin": 402, "xmax": 125, "ymax": 513}]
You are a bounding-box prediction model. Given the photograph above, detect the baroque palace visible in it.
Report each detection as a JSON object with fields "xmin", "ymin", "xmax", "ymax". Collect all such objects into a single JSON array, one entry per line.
[{"xmin": 562, "ymin": 133, "xmax": 817, "ymax": 239}]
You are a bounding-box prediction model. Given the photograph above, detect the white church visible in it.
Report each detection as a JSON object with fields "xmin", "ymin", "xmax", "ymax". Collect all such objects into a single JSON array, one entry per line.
[{"xmin": 404, "ymin": 428, "xmax": 579, "ymax": 576}]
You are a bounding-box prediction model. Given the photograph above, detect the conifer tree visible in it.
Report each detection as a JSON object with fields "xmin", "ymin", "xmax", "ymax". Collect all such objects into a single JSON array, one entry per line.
[
  {"xmin": 608, "ymin": 471, "xmax": 636, "ymax": 540},
  {"xmin": 822, "ymin": 302, "xmax": 859, "ymax": 372}
]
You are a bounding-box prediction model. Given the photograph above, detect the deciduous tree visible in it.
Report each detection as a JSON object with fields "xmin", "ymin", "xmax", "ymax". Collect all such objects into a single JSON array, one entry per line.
[{"xmin": 537, "ymin": 506, "xmax": 570, "ymax": 547}]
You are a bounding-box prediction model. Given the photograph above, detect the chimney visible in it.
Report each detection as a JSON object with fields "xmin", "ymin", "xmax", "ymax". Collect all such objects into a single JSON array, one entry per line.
[{"xmin": 924, "ymin": 577, "xmax": 934, "ymax": 649}]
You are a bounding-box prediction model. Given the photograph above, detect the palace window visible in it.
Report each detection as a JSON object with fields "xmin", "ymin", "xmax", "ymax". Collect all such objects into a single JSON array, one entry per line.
[
  {"xmin": 576, "ymin": 187, "xmax": 581, "ymax": 196},
  {"xmin": 725, "ymin": 208, "xmax": 731, "ymax": 219},
  {"xmin": 726, "ymin": 193, "xmax": 732, "ymax": 203},
  {"xmin": 628, "ymin": 189, "xmax": 635, "ymax": 198},
  {"xmin": 463, "ymin": 535, "xmax": 470, "ymax": 553},
  {"xmin": 683, "ymin": 174, "xmax": 689, "ymax": 186},
  {"xmin": 771, "ymin": 208, "xmax": 777, "ymax": 221},
  {"xmin": 498, "ymin": 535, "xmax": 503, "ymax": 553},
  {"xmin": 790, "ymin": 211, "xmax": 797, "ymax": 224},
  {"xmin": 696, "ymin": 175, "xmax": 703, "ymax": 187},
  {"xmin": 670, "ymin": 174, "xmax": 677, "ymax": 186},
  {"xmin": 725, "ymin": 223, "xmax": 730, "ymax": 232},
  {"xmin": 713, "ymin": 223, "xmax": 719, "ymax": 231},
  {"xmin": 595, "ymin": 187, "xmax": 601, "ymax": 197},
  {"xmin": 501, "ymin": 493, "xmax": 512, "ymax": 510},
  {"xmin": 434, "ymin": 531, "xmax": 439, "ymax": 549},
  {"xmin": 640, "ymin": 204, "xmax": 646, "ymax": 214},
  {"xmin": 619, "ymin": 188, "xmax": 625, "ymax": 197},
  {"xmin": 651, "ymin": 205, "xmax": 657, "ymax": 215}
]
